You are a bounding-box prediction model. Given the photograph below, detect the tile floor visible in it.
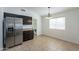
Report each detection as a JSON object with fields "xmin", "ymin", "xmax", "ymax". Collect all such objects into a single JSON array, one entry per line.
[{"xmin": 6, "ymin": 35, "xmax": 79, "ymax": 51}]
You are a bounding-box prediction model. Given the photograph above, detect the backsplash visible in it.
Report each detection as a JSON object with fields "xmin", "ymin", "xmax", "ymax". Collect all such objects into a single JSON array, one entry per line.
[{"xmin": 23, "ymin": 25, "xmax": 32, "ymax": 29}]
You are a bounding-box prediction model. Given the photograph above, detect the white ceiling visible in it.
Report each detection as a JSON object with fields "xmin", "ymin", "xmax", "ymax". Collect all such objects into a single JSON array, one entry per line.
[{"xmin": 26, "ymin": 7, "xmax": 77, "ymax": 16}]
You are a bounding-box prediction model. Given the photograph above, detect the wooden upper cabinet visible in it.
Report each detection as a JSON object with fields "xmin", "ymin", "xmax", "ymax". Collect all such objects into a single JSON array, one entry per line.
[{"xmin": 23, "ymin": 16, "xmax": 32, "ymax": 25}]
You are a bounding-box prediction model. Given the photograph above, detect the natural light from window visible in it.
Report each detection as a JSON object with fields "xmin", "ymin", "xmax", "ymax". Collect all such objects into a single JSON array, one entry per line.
[{"xmin": 49, "ymin": 17, "xmax": 65, "ymax": 30}]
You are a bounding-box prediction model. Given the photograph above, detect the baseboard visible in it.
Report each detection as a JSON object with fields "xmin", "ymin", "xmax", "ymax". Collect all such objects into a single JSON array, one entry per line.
[
  {"xmin": 37, "ymin": 34, "xmax": 43, "ymax": 36},
  {"xmin": 42, "ymin": 34, "xmax": 79, "ymax": 45},
  {"xmin": 42, "ymin": 34, "xmax": 63, "ymax": 41}
]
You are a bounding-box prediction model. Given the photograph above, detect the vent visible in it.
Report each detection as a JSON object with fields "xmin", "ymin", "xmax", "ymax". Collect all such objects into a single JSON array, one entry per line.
[{"xmin": 21, "ymin": 9, "xmax": 26, "ymax": 12}]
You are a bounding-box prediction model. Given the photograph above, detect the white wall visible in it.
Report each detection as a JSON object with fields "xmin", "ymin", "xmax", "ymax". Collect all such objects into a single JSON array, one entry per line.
[
  {"xmin": 42, "ymin": 8, "xmax": 79, "ymax": 44},
  {"xmin": 0, "ymin": 8, "xmax": 3, "ymax": 50},
  {"xmin": 0, "ymin": 7, "xmax": 42, "ymax": 50}
]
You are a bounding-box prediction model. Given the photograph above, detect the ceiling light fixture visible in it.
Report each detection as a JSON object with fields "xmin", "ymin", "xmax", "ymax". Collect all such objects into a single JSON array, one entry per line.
[{"xmin": 45, "ymin": 7, "xmax": 53, "ymax": 19}]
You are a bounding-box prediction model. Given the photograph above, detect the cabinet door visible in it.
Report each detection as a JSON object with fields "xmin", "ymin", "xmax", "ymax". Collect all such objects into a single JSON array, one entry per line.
[
  {"xmin": 23, "ymin": 17, "xmax": 32, "ymax": 25},
  {"xmin": 23, "ymin": 30, "xmax": 34, "ymax": 41}
]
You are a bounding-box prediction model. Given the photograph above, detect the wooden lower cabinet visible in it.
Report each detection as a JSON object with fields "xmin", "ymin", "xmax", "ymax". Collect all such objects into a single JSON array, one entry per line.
[{"xmin": 23, "ymin": 30, "xmax": 34, "ymax": 41}]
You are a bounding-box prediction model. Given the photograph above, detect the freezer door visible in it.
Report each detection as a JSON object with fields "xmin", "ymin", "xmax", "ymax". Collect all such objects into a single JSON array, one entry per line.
[
  {"xmin": 5, "ymin": 17, "xmax": 15, "ymax": 48},
  {"xmin": 14, "ymin": 18, "xmax": 23, "ymax": 45}
]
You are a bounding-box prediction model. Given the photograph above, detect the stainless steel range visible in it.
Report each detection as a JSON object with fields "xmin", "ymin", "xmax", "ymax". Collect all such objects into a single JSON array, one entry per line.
[{"xmin": 3, "ymin": 17, "xmax": 23, "ymax": 49}]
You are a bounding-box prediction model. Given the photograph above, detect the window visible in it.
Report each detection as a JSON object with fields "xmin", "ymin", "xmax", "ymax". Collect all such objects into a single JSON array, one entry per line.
[{"xmin": 49, "ymin": 17, "xmax": 65, "ymax": 30}]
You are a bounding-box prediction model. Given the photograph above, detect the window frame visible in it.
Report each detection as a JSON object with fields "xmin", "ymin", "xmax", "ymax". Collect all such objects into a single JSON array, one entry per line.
[{"xmin": 49, "ymin": 17, "xmax": 65, "ymax": 30}]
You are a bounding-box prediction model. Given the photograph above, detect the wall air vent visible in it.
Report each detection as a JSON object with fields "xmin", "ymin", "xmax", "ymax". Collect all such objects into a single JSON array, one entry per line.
[{"xmin": 21, "ymin": 9, "xmax": 26, "ymax": 12}]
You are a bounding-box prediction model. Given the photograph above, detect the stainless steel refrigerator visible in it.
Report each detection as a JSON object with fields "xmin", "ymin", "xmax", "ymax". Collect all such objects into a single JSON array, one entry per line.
[{"xmin": 3, "ymin": 17, "xmax": 23, "ymax": 49}]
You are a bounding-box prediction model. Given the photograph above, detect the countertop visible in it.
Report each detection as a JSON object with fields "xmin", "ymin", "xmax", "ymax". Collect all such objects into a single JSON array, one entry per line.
[{"xmin": 22, "ymin": 28, "xmax": 33, "ymax": 31}]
